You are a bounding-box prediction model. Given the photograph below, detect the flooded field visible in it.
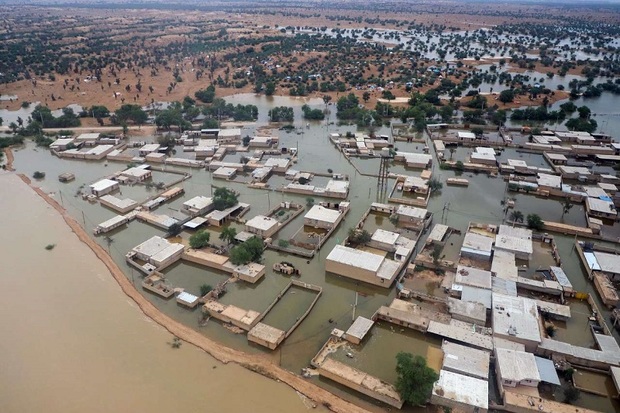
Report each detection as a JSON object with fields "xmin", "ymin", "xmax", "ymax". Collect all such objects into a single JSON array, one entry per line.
[
  {"xmin": 7, "ymin": 92, "xmax": 620, "ymax": 412},
  {"xmin": 0, "ymin": 172, "xmax": 320, "ymax": 413}
]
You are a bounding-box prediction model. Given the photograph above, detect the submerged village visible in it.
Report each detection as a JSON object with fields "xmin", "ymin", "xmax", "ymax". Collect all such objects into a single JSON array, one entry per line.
[
  {"xmin": 2, "ymin": 4, "xmax": 620, "ymax": 410},
  {"xmin": 2, "ymin": 102, "xmax": 620, "ymax": 413}
]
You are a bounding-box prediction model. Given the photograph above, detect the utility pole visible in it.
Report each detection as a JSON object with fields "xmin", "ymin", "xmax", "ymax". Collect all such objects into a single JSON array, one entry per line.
[{"xmin": 352, "ymin": 291, "xmax": 358, "ymax": 322}]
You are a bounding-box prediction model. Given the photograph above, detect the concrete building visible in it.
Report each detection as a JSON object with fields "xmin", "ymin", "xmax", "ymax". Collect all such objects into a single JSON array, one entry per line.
[
  {"xmin": 304, "ymin": 205, "xmax": 343, "ymax": 229},
  {"xmin": 403, "ymin": 153, "xmax": 433, "ymax": 169},
  {"xmin": 455, "ymin": 265, "xmax": 492, "ymax": 290},
  {"xmin": 49, "ymin": 137, "xmax": 77, "ymax": 151},
  {"xmin": 586, "ymin": 197, "xmax": 617, "ymax": 220},
  {"xmin": 94, "ymin": 215, "xmax": 128, "ymax": 235},
  {"xmin": 492, "ymin": 293, "xmax": 542, "ymax": 352},
  {"xmin": 89, "ymin": 179, "xmax": 119, "ymax": 197},
  {"xmin": 120, "ymin": 166, "xmax": 152, "ymax": 183},
  {"xmin": 402, "ymin": 176, "xmax": 429, "ymax": 194},
  {"xmin": 431, "ymin": 370, "xmax": 488, "ymax": 413},
  {"xmin": 471, "ymin": 147, "xmax": 497, "ymax": 165},
  {"xmin": 324, "ymin": 180, "xmax": 350, "ymax": 198},
  {"xmin": 249, "ymin": 136, "xmax": 276, "ymax": 147},
  {"xmin": 325, "ymin": 245, "xmax": 400, "ymax": 287},
  {"xmin": 131, "ymin": 236, "xmax": 184, "ymax": 269},
  {"xmin": 264, "ymin": 157, "xmax": 292, "ymax": 173},
  {"xmin": 138, "ymin": 143, "xmax": 161, "ymax": 156},
  {"xmin": 213, "ymin": 166, "xmax": 237, "ymax": 180},
  {"xmin": 491, "ymin": 250, "xmax": 518, "ymax": 281},
  {"xmin": 586, "ymin": 250, "xmax": 620, "ymax": 281},
  {"xmin": 495, "ymin": 225, "xmax": 533, "ymax": 261},
  {"xmin": 536, "ymin": 173, "xmax": 561, "ymax": 190},
  {"xmin": 251, "ymin": 166, "xmax": 273, "ymax": 182},
  {"xmin": 75, "ymin": 132, "xmax": 100, "ymax": 145},
  {"xmin": 441, "ymin": 340, "xmax": 490, "ymax": 380},
  {"xmin": 448, "ymin": 297, "xmax": 487, "ymax": 325},
  {"xmin": 245, "ymin": 215, "xmax": 280, "ymax": 239},
  {"xmin": 457, "ymin": 131, "xmax": 477, "ymax": 141},
  {"xmin": 182, "ymin": 196, "xmax": 214, "ymax": 217},
  {"xmin": 99, "ymin": 195, "xmax": 138, "ymax": 214},
  {"xmin": 495, "ymin": 347, "xmax": 540, "ymax": 389},
  {"xmin": 247, "ymin": 323, "xmax": 286, "ymax": 350},
  {"xmin": 461, "ymin": 232, "xmax": 494, "ymax": 261},
  {"xmin": 395, "ymin": 204, "xmax": 430, "ymax": 229},
  {"xmin": 369, "ymin": 229, "xmax": 400, "ymax": 252},
  {"xmin": 343, "ymin": 316, "xmax": 374, "ymax": 345}
]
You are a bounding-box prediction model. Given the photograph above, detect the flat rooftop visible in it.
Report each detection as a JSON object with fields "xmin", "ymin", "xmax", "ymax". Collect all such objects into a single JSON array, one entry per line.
[
  {"xmin": 304, "ymin": 205, "xmax": 342, "ymax": 224},
  {"xmin": 441, "ymin": 341, "xmax": 490, "ymax": 380},
  {"xmin": 345, "ymin": 316, "xmax": 374, "ymax": 341},
  {"xmin": 455, "ymin": 265, "xmax": 492, "ymax": 290},
  {"xmin": 326, "ymin": 245, "xmax": 384, "ymax": 273},
  {"xmin": 246, "ymin": 215, "xmax": 279, "ymax": 231},
  {"xmin": 371, "ymin": 228, "xmax": 400, "ymax": 245},
  {"xmin": 492, "ymin": 293, "xmax": 541, "ymax": 344},
  {"xmin": 432, "ymin": 370, "xmax": 488, "ymax": 410},
  {"xmin": 495, "ymin": 347, "xmax": 540, "ymax": 383},
  {"xmin": 248, "ymin": 322, "xmax": 286, "ymax": 345}
]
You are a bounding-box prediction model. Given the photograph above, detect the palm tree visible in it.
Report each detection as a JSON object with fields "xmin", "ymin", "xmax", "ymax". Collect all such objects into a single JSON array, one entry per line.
[
  {"xmin": 509, "ymin": 210, "xmax": 524, "ymax": 226},
  {"xmin": 449, "ymin": 147, "xmax": 456, "ymax": 160},
  {"xmin": 561, "ymin": 199, "xmax": 573, "ymax": 219},
  {"xmin": 219, "ymin": 226, "xmax": 237, "ymax": 245}
]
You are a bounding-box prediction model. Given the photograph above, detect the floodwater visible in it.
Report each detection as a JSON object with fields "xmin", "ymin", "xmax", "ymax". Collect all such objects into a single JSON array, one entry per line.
[
  {"xmin": 0, "ymin": 172, "xmax": 319, "ymax": 413},
  {"xmin": 8, "ymin": 91, "xmax": 620, "ymax": 412}
]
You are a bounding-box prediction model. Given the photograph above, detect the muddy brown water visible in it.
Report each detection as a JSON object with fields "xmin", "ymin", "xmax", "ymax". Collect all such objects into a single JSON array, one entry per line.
[
  {"xmin": 0, "ymin": 172, "xmax": 319, "ymax": 413},
  {"xmin": 6, "ymin": 93, "xmax": 620, "ymax": 412}
]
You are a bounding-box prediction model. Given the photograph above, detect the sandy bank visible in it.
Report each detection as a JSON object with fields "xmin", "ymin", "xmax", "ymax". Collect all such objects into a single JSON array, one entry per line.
[{"xmin": 16, "ymin": 173, "xmax": 375, "ymax": 413}]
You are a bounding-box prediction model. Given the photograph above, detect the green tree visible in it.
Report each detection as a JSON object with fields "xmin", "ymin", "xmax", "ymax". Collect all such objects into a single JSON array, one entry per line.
[
  {"xmin": 189, "ymin": 230, "xmax": 211, "ymax": 249},
  {"xmin": 213, "ymin": 187, "xmax": 238, "ymax": 211},
  {"xmin": 265, "ymin": 82, "xmax": 276, "ymax": 96},
  {"xmin": 219, "ymin": 226, "xmax": 237, "ymax": 245},
  {"xmin": 230, "ymin": 244, "xmax": 252, "ymax": 265},
  {"xmin": 498, "ymin": 89, "xmax": 515, "ymax": 103},
  {"xmin": 0, "ymin": 116, "xmax": 3, "ymax": 126},
  {"xmin": 561, "ymin": 199, "xmax": 573, "ymax": 218},
  {"xmin": 395, "ymin": 352, "xmax": 439, "ymax": 406},
  {"xmin": 509, "ymin": 210, "xmax": 524, "ymax": 225},
  {"xmin": 114, "ymin": 104, "xmax": 147, "ymax": 125},
  {"xmin": 428, "ymin": 178, "xmax": 443, "ymax": 193},
  {"xmin": 195, "ymin": 85, "xmax": 216, "ymax": 103},
  {"xmin": 527, "ymin": 213, "xmax": 544, "ymax": 231},
  {"xmin": 348, "ymin": 228, "xmax": 371, "ymax": 245},
  {"xmin": 199, "ymin": 284, "xmax": 213, "ymax": 296},
  {"xmin": 244, "ymin": 236, "xmax": 264, "ymax": 261}
]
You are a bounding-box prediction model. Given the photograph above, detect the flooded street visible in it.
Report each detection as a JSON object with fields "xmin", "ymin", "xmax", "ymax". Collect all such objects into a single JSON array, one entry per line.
[
  {"xmin": 0, "ymin": 171, "xmax": 318, "ymax": 413},
  {"xmin": 4, "ymin": 91, "xmax": 620, "ymax": 412}
]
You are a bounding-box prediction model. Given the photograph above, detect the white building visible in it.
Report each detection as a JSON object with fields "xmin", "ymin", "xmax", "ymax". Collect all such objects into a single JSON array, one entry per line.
[
  {"xmin": 495, "ymin": 225, "xmax": 533, "ymax": 261},
  {"xmin": 213, "ymin": 166, "xmax": 237, "ymax": 180},
  {"xmin": 494, "ymin": 347, "xmax": 540, "ymax": 389},
  {"xmin": 264, "ymin": 158, "xmax": 292, "ymax": 173},
  {"xmin": 120, "ymin": 166, "xmax": 152, "ymax": 183},
  {"xmin": 182, "ymin": 196, "xmax": 214, "ymax": 216},
  {"xmin": 325, "ymin": 245, "xmax": 400, "ymax": 287},
  {"xmin": 461, "ymin": 232, "xmax": 494, "ymax": 261},
  {"xmin": 131, "ymin": 236, "xmax": 184, "ymax": 269},
  {"xmin": 455, "ymin": 266, "xmax": 492, "ymax": 290},
  {"xmin": 138, "ymin": 143, "xmax": 161, "ymax": 157},
  {"xmin": 402, "ymin": 176, "xmax": 429, "ymax": 194},
  {"xmin": 324, "ymin": 180, "xmax": 350, "ymax": 198},
  {"xmin": 431, "ymin": 370, "xmax": 488, "ymax": 413},
  {"xmin": 90, "ymin": 179, "xmax": 120, "ymax": 197},
  {"xmin": 395, "ymin": 204, "xmax": 429, "ymax": 229},
  {"xmin": 245, "ymin": 215, "xmax": 280, "ymax": 239},
  {"xmin": 492, "ymin": 293, "xmax": 542, "ymax": 352},
  {"xmin": 304, "ymin": 205, "xmax": 343, "ymax": 229},
  {"xmin": 441, "ymin": 341, "xmax": 490, "ymax": 380}
]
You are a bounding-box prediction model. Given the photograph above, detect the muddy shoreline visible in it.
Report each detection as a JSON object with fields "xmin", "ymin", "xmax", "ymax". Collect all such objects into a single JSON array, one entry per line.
[{"xmin": 16, "ymin": 171, "xmax": 373, "ymax": 413}]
